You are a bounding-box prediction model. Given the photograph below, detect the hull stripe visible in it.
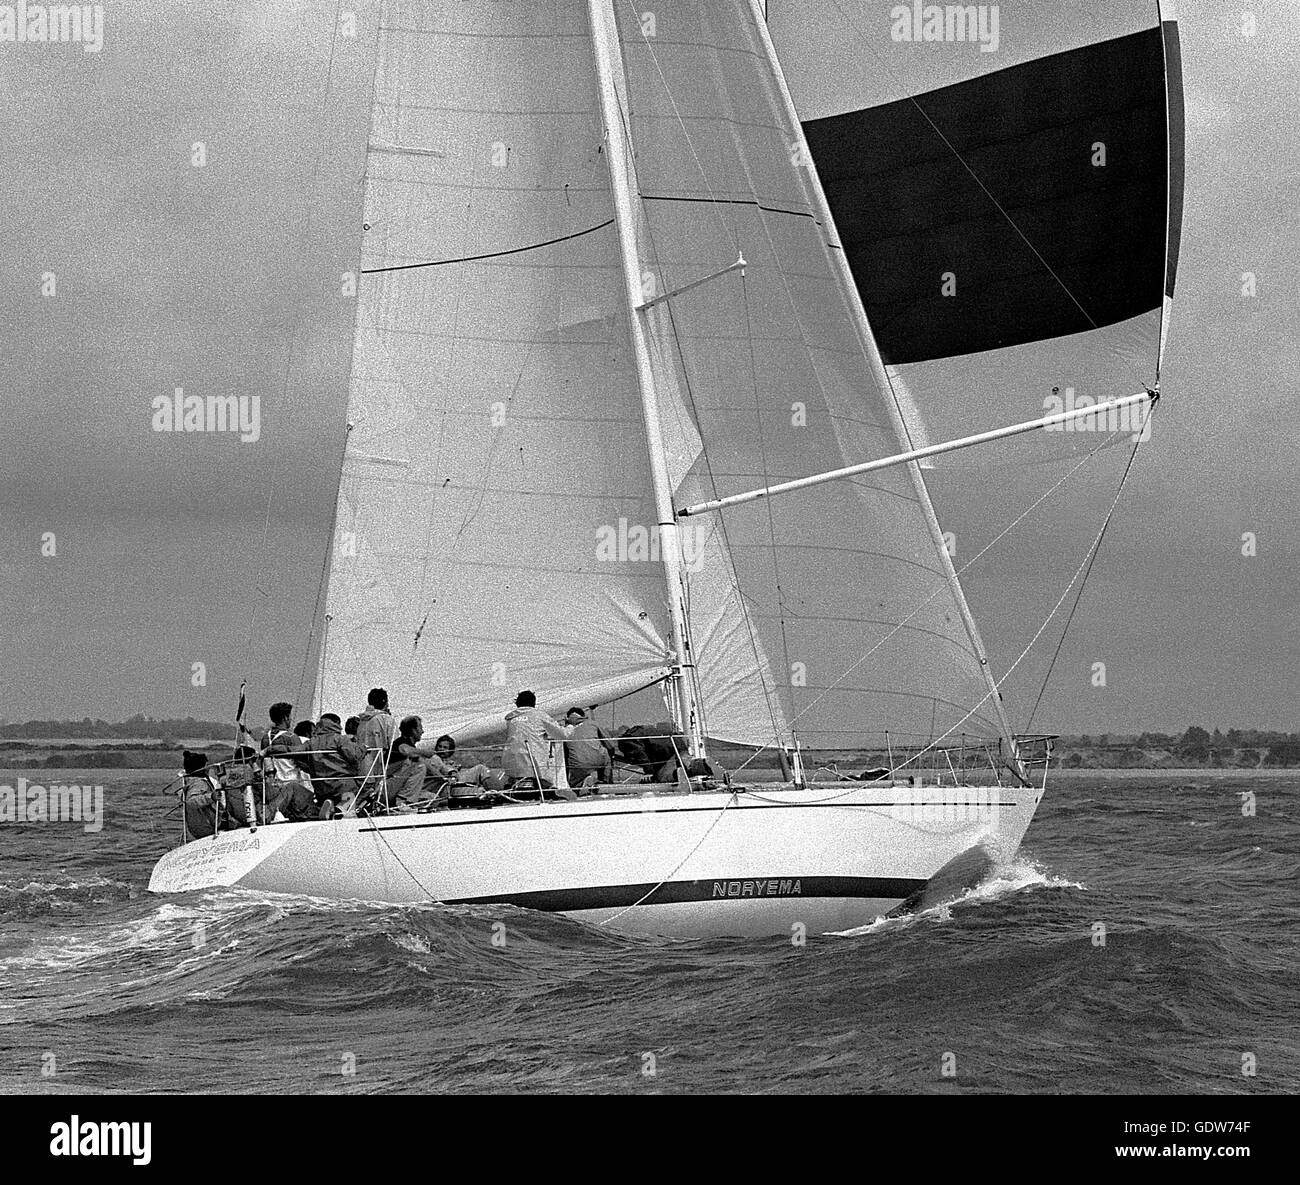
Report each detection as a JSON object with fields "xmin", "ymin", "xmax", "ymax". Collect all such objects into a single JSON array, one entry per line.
[{"xmin": 439, "ymin": 875, "xmax": 926, "ymax": 912}]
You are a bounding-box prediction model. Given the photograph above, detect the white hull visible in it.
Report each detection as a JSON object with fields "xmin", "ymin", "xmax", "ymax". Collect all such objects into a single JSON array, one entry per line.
[{"xmin": 149, "ymin": 781, "xmax": 1042, "ymax": 938}]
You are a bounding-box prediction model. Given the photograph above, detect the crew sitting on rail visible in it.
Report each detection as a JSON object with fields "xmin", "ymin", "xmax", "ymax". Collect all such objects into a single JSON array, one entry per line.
[
  {"xmin": 617, "ymin": 722, "xmax": 684, "ymax": 783},
  {"xmin": 311, "ymin": 712, "xmax": 364, "ymax": 817},
  {"xmin": 383, "ymin": 715, "xmax": 450, "ymax": 810},
  {"xmin": 502, "ymin": 690, "xmax": 569, "ymax": 789},
  {"xmin": 180, "ymin": 750, "xmax": 227, "ymax": 838},
  {"xmin": 424, "ymin": 734, "xmax": 507, "ymax": 794},
  {"xmin": 259, "ymin": 702, "xmax": 317, "ymax": 822},
  {"xmin": 564, "ymin": 707, "xmax": 616, "ymax": 790}
]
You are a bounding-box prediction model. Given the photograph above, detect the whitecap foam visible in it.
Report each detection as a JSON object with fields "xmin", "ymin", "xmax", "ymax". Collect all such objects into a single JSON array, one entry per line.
[
  {"xmin": 966, "ymin": 855, "xmax": 1086, "ymax": 900},
  {"xmin": 2, "ymin": 896, "xmax": 256, "ymax": 974},
  {"xmin": 0, "ymin": 875, "xmax": 127, "ymax": 894},
  {"xmin": 390, "ymin": 932, "xmax": 432, "ymax": 954}
]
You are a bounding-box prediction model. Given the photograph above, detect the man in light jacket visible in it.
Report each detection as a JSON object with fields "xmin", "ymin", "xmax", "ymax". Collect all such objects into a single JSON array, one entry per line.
[
  {"xmin": 502, "ymin": 690, "xmax": 568, "ymax": 788},
  {"xmin": 259, "ymin": 702, "xmax": 317, "ymax": 821},
  {"xmin": 355, "ymin": 687, "xmax": 396, "ymax": 791}
]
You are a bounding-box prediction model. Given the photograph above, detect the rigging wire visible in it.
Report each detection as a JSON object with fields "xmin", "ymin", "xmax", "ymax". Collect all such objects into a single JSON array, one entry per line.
[
  {"xmin": 615, "ymin": 0, "xmax": 741, "ymax": 255},
  {"xmin": 362, "ymin": 817, "xmax": 441, "ymax": 903},
  {"xmin": 724, "ymin": 426, "xmax": 1135, "ymax": 779},
  {"xmin": 600, "ymin": 0, "xmax": 789, "ymax": 745},
  {"xmin": 903, "ymin": 434, "xmax": 1151, "ymax": 777},
  {"xmin": 741, "ymin": 267, "xmax": 799, "ymax": 750},
  {"xmin": 657, "ymin": 294, "xmax": 787, "ymax": 750},
  {"xmin": 1022, "ymin": 409, "xmax": 1155, "ymax": 735},
  {"xmin": 596, "ymin": 788, "xmax": 740, "ymax": 927},
  {"xmin": 740, "ymin": 428, "xmax": 1151, "ymax": 800},
  {"xmin": 299, "ymin": 419, "xmax": 350, "ymax": 713},
  {"xmin": 619, "ymin": 1, "xmax": 848, "ymax": 755}
]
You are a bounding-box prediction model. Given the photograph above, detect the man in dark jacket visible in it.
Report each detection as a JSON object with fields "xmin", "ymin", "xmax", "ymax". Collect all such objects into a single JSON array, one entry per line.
[
  {"xmin": 181, "ymin": 750, "xmax": 222, "ymax": 837},
  {"xmin": 218, "ymin": 744, "xmax": 260, "ymax": 826},
  {"xmin": 617, "ymin": 722, "xmax": 684, "ymax": 783},
  {"xmin": 564, "ymin": 707, "xmax": 616, "ymax": 787},
  {"xmin": 312, "ymin": 713, "xmax": 364, "ymax": 812}
]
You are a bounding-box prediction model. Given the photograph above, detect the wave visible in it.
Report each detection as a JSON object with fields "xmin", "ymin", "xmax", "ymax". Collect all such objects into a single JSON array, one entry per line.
[
  {"xmin": 0, "ymin": 875, "xmax": 138, "ymax": 921},
  {"xmin": 830, "ymin": 855, "xmax": 1086, "ymax": 937}
]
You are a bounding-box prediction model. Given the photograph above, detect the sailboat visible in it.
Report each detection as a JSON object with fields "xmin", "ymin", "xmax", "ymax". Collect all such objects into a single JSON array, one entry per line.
[{"xmin": 149, "ymin": 0, "xmax": 1184, "ymax": 938}]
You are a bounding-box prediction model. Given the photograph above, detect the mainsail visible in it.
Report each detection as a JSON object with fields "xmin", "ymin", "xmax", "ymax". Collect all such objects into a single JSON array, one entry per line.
[{"xmin": 320, "ymin": 2, "xmax": 678, "ymax": 739}]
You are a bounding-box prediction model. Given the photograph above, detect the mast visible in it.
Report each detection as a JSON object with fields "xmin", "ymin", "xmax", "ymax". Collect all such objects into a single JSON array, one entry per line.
[
  {"xmin": 587, "ymin": 0, "xmax": 704, "ymax": 758},
  {"xmin": 747, "ymin": 0, "xmax": 1023, "ymax": 777}
]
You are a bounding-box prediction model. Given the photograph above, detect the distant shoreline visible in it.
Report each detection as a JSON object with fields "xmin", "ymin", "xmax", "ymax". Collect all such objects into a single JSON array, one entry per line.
[{"xmin": 1046, "ymin": 766, "xmax": 1295, "ymax": 778}]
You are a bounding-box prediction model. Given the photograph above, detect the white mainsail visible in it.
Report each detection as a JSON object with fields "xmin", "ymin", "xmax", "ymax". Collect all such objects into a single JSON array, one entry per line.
[{"xmin": 321, "ymin": 2, "xmax": 678, "ymax": 738}]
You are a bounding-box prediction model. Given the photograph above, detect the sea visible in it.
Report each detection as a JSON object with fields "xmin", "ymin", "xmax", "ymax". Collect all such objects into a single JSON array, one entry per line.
[{"xmin": 1, "ymin": 769, "xmax": 1295, "ymax": 1095}]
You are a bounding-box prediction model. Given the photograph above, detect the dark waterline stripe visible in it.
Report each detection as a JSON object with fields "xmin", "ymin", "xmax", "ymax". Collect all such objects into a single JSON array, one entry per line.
[{"xmin": 440, "ymin": 875, "xmax": 926, "ymax": 912}]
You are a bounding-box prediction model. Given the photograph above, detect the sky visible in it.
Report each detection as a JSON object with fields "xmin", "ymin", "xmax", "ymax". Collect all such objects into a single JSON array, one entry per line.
[{"xmin": 0, "ymin": 0, "xmax": 1296, "ymax": 736}]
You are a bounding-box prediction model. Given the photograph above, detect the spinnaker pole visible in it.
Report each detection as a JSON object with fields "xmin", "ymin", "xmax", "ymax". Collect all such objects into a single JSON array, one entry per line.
[
  {"xmin": 587, "ymin": 0, "xmax": 704, "ymax": 758},
  {"xmin": 748, "ymin": 0, "xmax": 1023, "ymax": 777},
  {"xmin": 679, "ymin": 391, "xmax": 1157, "ymax": 517}
]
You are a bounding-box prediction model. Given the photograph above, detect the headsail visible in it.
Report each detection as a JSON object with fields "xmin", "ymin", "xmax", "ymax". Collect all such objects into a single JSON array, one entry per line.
[{"xmin": 605, "ymin": 0, "xmax": 1002, "ymax": 753}]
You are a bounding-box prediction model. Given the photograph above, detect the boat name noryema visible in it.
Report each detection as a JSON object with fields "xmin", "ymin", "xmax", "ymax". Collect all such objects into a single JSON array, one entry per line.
[{"xmin": 713, "ymin": 879, "xmax": 802, "ymax": 899}]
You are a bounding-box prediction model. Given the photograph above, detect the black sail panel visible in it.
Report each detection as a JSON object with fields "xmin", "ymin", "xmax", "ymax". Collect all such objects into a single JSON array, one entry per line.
[
  {"xmin": 1162, "ymin": 17, "xmax": 1186, "ymax": 300},
  {"xmin": 803, "ymin": 28, "xmax": 1178, "ymax": 365}
]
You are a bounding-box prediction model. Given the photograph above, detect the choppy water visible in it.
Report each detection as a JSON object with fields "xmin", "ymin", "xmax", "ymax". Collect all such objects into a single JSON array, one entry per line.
[{"xmin": 1, "ymin": 770, "xmax": 1296, "ymax": 1094}]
